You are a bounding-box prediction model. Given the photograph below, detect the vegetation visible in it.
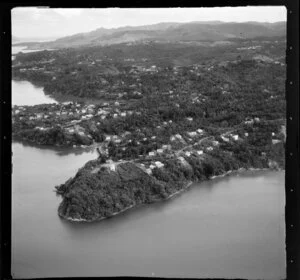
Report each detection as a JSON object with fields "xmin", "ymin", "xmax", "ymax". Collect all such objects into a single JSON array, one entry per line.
[{"xmin": 12, "ymin": 37, "xmax": 286, "ymax": 222}]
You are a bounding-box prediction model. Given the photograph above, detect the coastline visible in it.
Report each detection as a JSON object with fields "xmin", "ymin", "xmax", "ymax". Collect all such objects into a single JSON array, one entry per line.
[{"xmin": 58, "ymin": 167, "xmax": 283, "ymax": 223}]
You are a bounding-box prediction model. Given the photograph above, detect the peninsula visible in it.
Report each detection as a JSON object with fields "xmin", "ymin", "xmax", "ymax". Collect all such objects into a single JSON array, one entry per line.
[{"xmin": 12, "ymin": 22, "xmax": 286, "ymax": 222}]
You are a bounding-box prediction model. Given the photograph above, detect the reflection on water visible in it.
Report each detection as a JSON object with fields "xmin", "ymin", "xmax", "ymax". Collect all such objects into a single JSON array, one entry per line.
[{"xmin": 12, "ymin": 141, "xmax": 286, "ymax": 279}]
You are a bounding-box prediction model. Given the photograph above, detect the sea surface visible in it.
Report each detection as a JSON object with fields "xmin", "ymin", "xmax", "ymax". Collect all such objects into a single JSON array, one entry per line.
[{"xmin": 11, "ymin": 59, "xmax": 286, "ymax": 279}]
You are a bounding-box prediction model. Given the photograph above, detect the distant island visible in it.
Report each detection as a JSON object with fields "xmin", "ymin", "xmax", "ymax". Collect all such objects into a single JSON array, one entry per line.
[{"xmin": 12, "ymin": 21, "xmax": 286, "ymax": 222}]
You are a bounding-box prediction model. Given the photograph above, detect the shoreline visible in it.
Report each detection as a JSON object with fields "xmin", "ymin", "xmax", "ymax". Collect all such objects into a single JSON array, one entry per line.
[
  {"xmin": 12, "ymin": 78, "xmax": 107, "ymax": 105},
  {"xmin": 58, "ymin": 167, "xmax": 283, "ymax": 223}
]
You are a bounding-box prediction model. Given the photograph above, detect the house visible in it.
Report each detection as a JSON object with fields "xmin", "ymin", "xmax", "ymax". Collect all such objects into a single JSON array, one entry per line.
[
  {"xmin": 148, "ymin": 151, "xmax": 156, "ymax": 157},
  {"xmin": 113, "ymin": 114, "xmax": 118, "ymax": 118},
  {"xmin": 157, "ymin": 149, "xmax": 164, "ymax": 154},
  {"xmin": 66, "ymin": 128, "xmax": 75, "ymax": 133},
  {"xmin": 186, "ymin": 117, "xmax": 193, "ymax": 121},
  {"xmin": 197, "ymin": 150, "xmax": 203, "ymax": 155},
  {"xmin": 170, "ymin": 136, "xmax": 176, "ymax": 141},
  {"xmin": 207, "ymin": 147, "xmax": 213, "ymax": 151},
  {"xmin": 272, "ymin": 139, "xmax": 281, "ymax": 144},
  {"xmin": 185, "ymin": 151, "xmax": 191, "ymax": 157},
  {"xmin": 197, "ymin": 129, "xmax": 203, "ymax": 134},
  {"xmin": 145, "ymin": 169, "xmax": 152, "ymax": 175},
  {"xmin": 120, "ymin": 112, "xmax": 126, "ymax": 117},
  {"xmin": 155, "ymin": 161, "xmax": 164, "ymax": 168},
  {"xmin": 245, "ymin": 132, "xmax": 249, "ymax": 137},
  {"xmin": 212, "ymin": 140, "xmax": 219, "ymax": 146},
  {"xmin": 115, "ymin": 102, "xmax": 120, "ymax": 106},
  {"xmin": 151, "ymin": 136, "xmax": 156, "ymax": 140},
  {"xmin": 162, "ymin": 144, "xmax": 171, "ymax": 150},
  {"xmin": 254, "ymin": 117, "xmax": 260, "ymax": 122},
  {"xmin": 272, "ymin": 132, "xmax": 275, "ymax": 136},
  {"xmin": 232, "ymin": 135, "xmax": 239, "ymax": 141},
  {"xmin": 221, "ymin": 135, "xmax": 229, "ymax": 142},
  {"xmin": 150, "ymin": 164, "xmax": 156, "ymax": 169},
  {"xmin": 187, "ymin": 131, "xmax": 197, "ymax": 137}
]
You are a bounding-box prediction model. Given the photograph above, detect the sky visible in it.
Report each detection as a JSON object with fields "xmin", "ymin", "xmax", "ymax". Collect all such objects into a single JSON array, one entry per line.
[{"xmin": 12, "ymin": 6, "xmax": 287, "ymax": 39}]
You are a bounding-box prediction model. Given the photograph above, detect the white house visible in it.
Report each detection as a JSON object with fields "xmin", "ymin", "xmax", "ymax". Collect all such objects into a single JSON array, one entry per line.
[
  {"xmin": 232, "ymin": 135, "xmax": 239, "ymax": 141},
  {"xmin": 197, "ymin": 150, "xmax": 203, "ymax": 155},
  {"xmin": 150, "ymin": 164, "xmax": 156, "ymax": 169},
  {"xmin": 170, "ymin": 136, "xmax": 176, "ymax": 141},
  {"xmin": 162, "ymin": 144, "xmax": 171, "ymax": 150},
  {"xmin": 207, "ymin": 147, "xmax": 213, "ymax": 151},
  {"xmin": 272, "ymin": 139, "xmax": 281, "ymax": 145},
  {"xmin": 221, "ymin": 135, "xmax": 229, "ymax": 142},
  {"xmin": 187, "ymin": 131, "xmax": 197, "ymax": 137},
  {"xmin": 155, "ymin": 161, "xmax": 164, "ymax": 168},
  {"xmin": 157, "ymin": 149, "xmax": 164, "ymax": 154},
  {"xmin": 148, "ymin": 151, "xmax": 156, "ymax": 157},
  {"xmin": 145, "ymin": 169, "xmax": 152, "ymax": 175}
]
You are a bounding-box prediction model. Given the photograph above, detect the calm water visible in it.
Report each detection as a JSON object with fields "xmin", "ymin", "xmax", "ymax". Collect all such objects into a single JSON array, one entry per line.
[
  {"xmin": 11, "ymin": 76, "xmax": 286, "ymax": 279},
  {"xmin": 12, "ymin": 80, "xmax": 58, "ymax": 106},
  {"xmin": 12, "ymin": 46, "xmax": 58, "ymax": 105},
  {"xmin": 12, "ymin": 142, "xmax": 285, "ymax": 279}
]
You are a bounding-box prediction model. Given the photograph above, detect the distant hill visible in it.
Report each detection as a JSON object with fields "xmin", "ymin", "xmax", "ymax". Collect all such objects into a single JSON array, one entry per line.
[
  {"xmin": 12, "ymin": 35, "xmax": 59, "ymax": 45},
  {"xmin": 15, "ymin": 21, "xmax": 286, "ymax": 49}
]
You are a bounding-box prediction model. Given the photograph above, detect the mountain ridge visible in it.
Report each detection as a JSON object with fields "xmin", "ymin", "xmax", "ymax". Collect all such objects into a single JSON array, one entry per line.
[{"xmin": 13, "ymin": 21, "xmax": 286, "ymax": 49}]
